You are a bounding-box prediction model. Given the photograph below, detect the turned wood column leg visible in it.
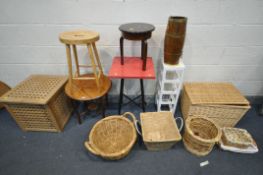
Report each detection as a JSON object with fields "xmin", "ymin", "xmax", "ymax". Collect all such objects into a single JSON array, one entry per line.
[
  {"xmin": 142, "ymin": 40, "xmax": 147, "ymax": 71},
  {"xmin": 120, "ymin": 37, "xmax": 124, "ymax": 65}
]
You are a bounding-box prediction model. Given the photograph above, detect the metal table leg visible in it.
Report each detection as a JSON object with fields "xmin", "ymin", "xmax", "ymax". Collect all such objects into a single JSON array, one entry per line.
[
  {"xmin": 140, "ymin": 79, "xmax": 145, "ymax": 112},
  {"xmin": 118, "ymin": 79, "xmax": 124, "ymax": 114}
]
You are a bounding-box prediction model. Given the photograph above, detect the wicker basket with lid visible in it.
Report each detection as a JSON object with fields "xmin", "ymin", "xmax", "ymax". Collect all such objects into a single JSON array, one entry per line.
[
  {"xmin": 0, "ymin": 81, "xmax": 11, "ymax": 109},
  {"xmin": 181, "ymin": 82, "xmax": 250, "ymax": 127},
  {"xmin": 0, "ymin": 75, "xmax": 73, "ymax": 132}
]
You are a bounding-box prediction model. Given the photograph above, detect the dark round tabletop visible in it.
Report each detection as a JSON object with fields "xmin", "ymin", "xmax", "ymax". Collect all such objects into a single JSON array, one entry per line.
[{"xmin": 119, "ymin": 23, "xmax": 155, "ymax": 34}]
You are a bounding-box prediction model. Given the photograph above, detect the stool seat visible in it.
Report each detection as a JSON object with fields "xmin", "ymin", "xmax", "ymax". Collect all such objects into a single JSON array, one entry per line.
[
  {"xmin": 119, "ymin": 23, "xmax": 155, "ymax": 40},
  {"xmin": 59, "ymin": 30, "xmax": 99, "ymax": 45},
  {"xmin": 65, "ymin": 74, "xmax": 111, "ymax": 101}
]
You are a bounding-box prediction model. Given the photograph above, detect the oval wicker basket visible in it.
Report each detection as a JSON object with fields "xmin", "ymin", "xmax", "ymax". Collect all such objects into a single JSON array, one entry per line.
[
  {"xmin": 183, "ymin": 117, "xmax": 221, "ymax": 156},
  {"xmin": 84, "ymin": 112, "xmax": 138, "ymax": 160}
]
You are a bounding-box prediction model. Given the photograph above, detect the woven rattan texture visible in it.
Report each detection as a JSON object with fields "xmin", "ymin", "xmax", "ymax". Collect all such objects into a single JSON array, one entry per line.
[
  {"xmin": 140, "ymin": 112, "xmax": 181, "ymax": 151},
  {"xmin": 7, "ymin": 104, "xmax": 57, "ymax": 131},
  {"xmin": 0, "ymin": 81, "xmax": 11, "ymax": 108},
  {"xmin": 49, "ymin": 91, "xmax": 72, "ymax": 129},
  {"xmin": 1, "ymin": 75, "xmax": 67, "ymax": 104},
  {"xmin": 85, "ymin": 113, "xmax": 137, "ymax": 160},
  {"xmin": 181, "ymin": 86, "xmax": 250, "ymax": 128},
  {"xmin": 0, "ymin": 75, "xmax": 72, "ymax": 132},
  {"xmin": 92, "ymin": 118, "xmax": 134, "ymax": 152},
  {"xmin": 183, "ymin": 117, "xmax": 221, "ymax": 156},
  {"xmin": 221, "ymin": 128, "xmax": 254, "ymax": 148},
  {"xmin": 184, "ymin": 83, "xmax": 249, "ymax": 105}
]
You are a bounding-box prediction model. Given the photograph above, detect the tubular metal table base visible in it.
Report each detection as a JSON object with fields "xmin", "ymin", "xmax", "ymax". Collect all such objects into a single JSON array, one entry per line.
[{"xmin": 118, "ymin": 79, "xmax": 146, "ymax": 115}]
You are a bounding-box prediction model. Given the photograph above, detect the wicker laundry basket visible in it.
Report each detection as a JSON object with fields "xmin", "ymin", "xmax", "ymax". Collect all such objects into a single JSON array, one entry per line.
[
  {"xmin": 0, "ymin": 75, "xmax": 73, "ymax": 132},
  {"xmin": 140, "ymin": 112, "xmax": 183, "ymax": 151},
  {"xmin": 0, "ymin": 81, "xmax": 11, "ymax": 109},
  {"xmin": 183, "ymin": 117, "xmax": 221, "ymax": 156},
  {"xmin": 84, "ymin": 112, "xmax": 138, "ymax": 160},
  {"xmin": 181, "ymin": 82, "xmax": 250, "ymax": 127}
]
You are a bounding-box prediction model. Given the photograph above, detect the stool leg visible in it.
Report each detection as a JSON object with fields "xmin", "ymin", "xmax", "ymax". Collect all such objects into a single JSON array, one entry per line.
[
  {"xmin": 118, "ymin": 79, "xmax": 124, "ymax": 114},
  {"xmin": 142, "ymin": 40, "xmax": 148, "ymax": 71},
  {"xmin": 87, "ymin": 44, "xmax": 100, "ymax": 87},
  {"xmin": 92, "ymin": 42, "xmax": 104, "ymax": 75},
  {"xmin": 141, "ymin": 40, "xmax": 144, "ymax": 60},
  {"xmin": 120, "ymin": 37, "xmax": 124, "ymax": 65},
  {"xmin": 72, "ymin": 45, "xmax": 80, "ymax": 77},
  {"xmin": 71, "ymin": 100, "xmax": 82, "ymax": 124},
  {"xmin": 66, "ymin": 44, "xmax": 73, "ymax": 82},
  {"xmin": 140, "ymin": 79, "xmax": 145, "ymax": 112}
]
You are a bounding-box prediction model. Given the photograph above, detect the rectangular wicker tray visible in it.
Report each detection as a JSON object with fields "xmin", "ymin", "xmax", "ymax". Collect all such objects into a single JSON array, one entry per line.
[
  {"xmin": 221, "ymin": 127, "xmax": 254, "ymax": 148},
  {"xmin": 140, "ymin": 112, "xmax": 182, "ymax": 151},
  {"xmin": 181, "ymin": 82, "xmax": 250, "ymax": 127},
  {"xmin": 0, "ymin": 75, "xmax": 73, "ymax": 132}
]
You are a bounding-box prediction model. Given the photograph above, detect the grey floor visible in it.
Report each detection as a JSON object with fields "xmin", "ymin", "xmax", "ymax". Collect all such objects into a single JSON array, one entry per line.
[{"xmin": 0, "ymin": 103, "xmax": 263, "ymax": 175}]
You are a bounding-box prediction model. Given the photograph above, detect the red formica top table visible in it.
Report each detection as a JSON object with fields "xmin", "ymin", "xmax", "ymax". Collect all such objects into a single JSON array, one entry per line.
[{"xmin": 109, "ymin": 57, "xmax": 156, "ymax": 79}]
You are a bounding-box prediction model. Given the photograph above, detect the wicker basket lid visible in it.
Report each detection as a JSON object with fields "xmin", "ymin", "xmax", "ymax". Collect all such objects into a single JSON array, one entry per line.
[
  {"xmin": 184, "ymin": 82, "xmax": 249, "ymax": 105},
  {"xmin": 0, "ymin": 75, "xmax": 68, "ymax": 104},
  {"xmin": 140, "ymin": 112, "xmax": 182, "ymax": 142},
  {"xmin": 0, "ymin": 81, "xmax": 11, "ymax": 109}
]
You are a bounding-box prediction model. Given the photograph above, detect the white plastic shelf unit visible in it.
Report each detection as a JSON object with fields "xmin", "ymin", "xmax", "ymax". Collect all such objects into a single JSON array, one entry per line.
[{"xmin": 155, "ymin": 59, "xmax": 185, "ymax": 114}]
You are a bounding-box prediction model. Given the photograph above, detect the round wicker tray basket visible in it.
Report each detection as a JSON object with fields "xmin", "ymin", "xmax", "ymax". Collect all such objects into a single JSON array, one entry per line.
[
  {"xmin": 183, "ymin": 117, "xmax": 221, "ymax": 156},
  {"xmin": 84, "ymin": 112, "xmax": 138, "ymax": 160}
]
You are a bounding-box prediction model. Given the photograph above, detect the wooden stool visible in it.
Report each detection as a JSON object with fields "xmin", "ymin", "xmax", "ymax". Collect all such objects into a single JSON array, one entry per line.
[
  {"xmin": 114, "ymin": 23, "xmax": 155, "ymax": 114},
  {"xmin": 119, "ymin": 23, "xmax": 155, "ymax": 70},
  {"xmin": 59, "ymin": 30, "xmax": 111, "ymax": 124}
]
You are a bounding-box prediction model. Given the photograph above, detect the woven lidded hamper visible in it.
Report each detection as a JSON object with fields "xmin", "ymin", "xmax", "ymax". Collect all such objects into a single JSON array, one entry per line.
[
  {"xmin": 140, "ymin": 112, "xmax": 182, "ymax": 151},
  {"xmin": 84, "ymin": 112, "xmax": 138, "ymax": 160},
  {"xmin": 181, "ymin": 83, "xmax": 250, "ymax": 127},
  {"xmin": 0, "ymin": 81, "xmax": 11, "ymax": 109},
  {"xmin": 0, "ymin": 75, "xmax": 73, "ymax": 132},
  {"xmin": 183, "ymin": 117, "xmax": 221, "ymax": 156}
]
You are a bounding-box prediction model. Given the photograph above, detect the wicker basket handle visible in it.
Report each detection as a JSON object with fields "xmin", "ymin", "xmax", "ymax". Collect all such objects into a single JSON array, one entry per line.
[
  {"xmin": 175, "ymin": 117, "xmax": 184, "ymax": 132},
  {"xmin": 122, "ymin": 112, "xmax": 142, "ymax": 135},
  {"xmin": 84, "ymin": 141, "xmax": 99, "ymax": 156}
]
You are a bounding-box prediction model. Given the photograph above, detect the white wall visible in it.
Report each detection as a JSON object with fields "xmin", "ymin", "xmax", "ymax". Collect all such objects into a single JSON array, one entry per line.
[{"xmin": 0, "ymin": 0, "xmax": 262, "ymax": 96}]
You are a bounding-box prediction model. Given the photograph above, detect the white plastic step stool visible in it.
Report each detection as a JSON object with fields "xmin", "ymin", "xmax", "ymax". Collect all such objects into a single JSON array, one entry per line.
[{"xmin": 155, "ymin": 59, "xmax": 185, "ymax": 114}]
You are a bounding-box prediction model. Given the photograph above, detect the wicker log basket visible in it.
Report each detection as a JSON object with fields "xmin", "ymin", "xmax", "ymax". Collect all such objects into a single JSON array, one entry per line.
[
  {"xmin": 140, "ymin": 112, "xmax": 183, "ymax": 151},
  {"xmin": 183, "ymin": 116, "xmax": 221, "ymax": 156},
  {"xmin": 84, "ymin": 112, "xmax": 138, "ymax": 160}
]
